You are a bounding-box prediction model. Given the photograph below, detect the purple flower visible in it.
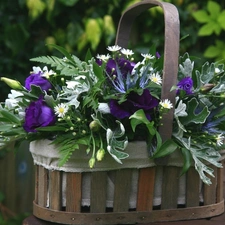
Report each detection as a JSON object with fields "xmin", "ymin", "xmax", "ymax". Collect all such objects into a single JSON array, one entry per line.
[
  {"xmin": 156, "ymin": 52, "xmax": 161, "ymax": 59},
  {"xmin": 177, "ymin": 77, "xmax": 193, "ymax": 95},
  {"xmin": 110, "ymin": 89, "xmax": 159, "ymax": 120},
  {"xmin": 106, "ymin": 58, "xmax": 135, "ymax": 77},
  {"xmin": 23, "ymin": 97, "xmax": 56, "ymax": 132},
  {"xmin": 25, "ymin": 71, "xmax": 52, "ymax": 91}
]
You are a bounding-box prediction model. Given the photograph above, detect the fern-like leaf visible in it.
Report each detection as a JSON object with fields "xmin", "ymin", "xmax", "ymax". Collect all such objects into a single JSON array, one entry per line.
[
  {"xmin": 30, "ymin": 56, "xmax": 78, "ymax": 75},
  {"xmin": 51, "ymin": 135, "xmax": 90, "ymax": 166}
]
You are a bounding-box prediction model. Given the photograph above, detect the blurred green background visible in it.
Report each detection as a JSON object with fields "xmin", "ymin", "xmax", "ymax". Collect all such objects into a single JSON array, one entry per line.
[{"xmin": 0, "ymin": 0, "xmax": 225, "ymax": 224}]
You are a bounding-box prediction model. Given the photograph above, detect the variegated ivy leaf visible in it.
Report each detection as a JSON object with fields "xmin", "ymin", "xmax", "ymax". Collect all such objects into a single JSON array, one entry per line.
[
  {"xmin": 106, "ymin": 121, "xmax": 129, "ymax": 164},
  {"xmin": 179, "ymin": 97, "xmax": 210, "ymax": 125}
]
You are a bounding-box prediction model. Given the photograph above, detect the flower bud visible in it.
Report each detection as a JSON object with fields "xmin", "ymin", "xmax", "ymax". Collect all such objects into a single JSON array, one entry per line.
[
  {"xmin": 89, "ymin": 120, "xmax": 100, "ymax": 132},
  {"xmin": 86, "ymin": 148, "xmax": 91, "ymax": 154},
  {"xmin": 89, "ymin": 157, "xmax": 95, "ymax": 168},
  {"xmin": 200, "ymin": 83, "xmax": 215, "ymax": 92},
  {"xmin": 1, "ymin": 77, "xmax": 23, "ymax": 90},
  {"xmin": 96, "ymin": 148, "xmax": 105, "ymax": 161}
]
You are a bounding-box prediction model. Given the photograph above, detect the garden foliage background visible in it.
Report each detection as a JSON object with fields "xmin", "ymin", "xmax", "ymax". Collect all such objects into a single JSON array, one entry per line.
[{"xmin": 0, "ymin": 0, "xmax": 225, "ymax": 224}]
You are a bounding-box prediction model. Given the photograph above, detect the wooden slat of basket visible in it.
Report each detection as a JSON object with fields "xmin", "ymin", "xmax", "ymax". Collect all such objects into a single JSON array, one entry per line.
[
  {"xmin": 186, "ymin": 167, "xmax": 200, "ymax": 207},
  {"xmin": 66, "ymin": 172, "xmax": 82, "ymax": 212},
  {"xmin": 216, "ymin": 166, "xmax": 224, "ymax": 203},
  {"xmin": 136, "ymin": 167, "xmax": 155, "ymax": 211},
  {"xmin": 204, "ymin": 165, "xmax": 217, "ymax": 205},
  {"xmin": 37, "ymin": 166, "xmax": 48, "ymax": 207},
  {"xmin": 161, "ymin": 166, "xmax": 180, "ymax": 209},
  {"xmin": 49, "ymin": 170, "xmax": 62, "ymax": 210},
  {"xmin": 90, "ymin": 171, "xmax": 107, "ymax": 213},
  {"xmin": 34, "ymin": 165, "xmax": 38, "ymax": 203},
  {"xmin": 113, "ymin": 169, "xmax": 133, "ymax": 212}
]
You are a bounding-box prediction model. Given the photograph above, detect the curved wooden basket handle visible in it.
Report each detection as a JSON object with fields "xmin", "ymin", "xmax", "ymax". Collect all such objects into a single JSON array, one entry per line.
[{"xmin": 115, "ymin": 0, "xmax": 180, "ymax": 142}]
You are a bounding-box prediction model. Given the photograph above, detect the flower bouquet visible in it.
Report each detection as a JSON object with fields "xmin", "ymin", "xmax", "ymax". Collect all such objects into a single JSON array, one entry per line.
[{"xmin": 0, "ymin": 44, "xmax": 225, "ymax": 185}]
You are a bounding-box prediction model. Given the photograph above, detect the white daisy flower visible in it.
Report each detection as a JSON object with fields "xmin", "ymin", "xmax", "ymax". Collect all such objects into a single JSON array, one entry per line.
[
  {"xmin": 141, "ymin": 53, "xmax": 155, "ymax": 60},
  {"xmin": 54, "ymin": 103, "xmax": 69, "ymax": 118},
  {"xmin": 32, "ymin": 66, "xmax": 42, "ymax": 74},
  {"xmin": 150, "ymin": 72, "xmax": 162, "ymax": 85},
  {"xmin": 216, "ymin": 134, "xmax": 224, "ymax": 146},
  {"xmin": 42, "ymin": 66, "xmax": 56, "ymax": 78},
  {"xmin": 107, "ymin": 45, "xmax": 121, "ymax": 52},
  {"xmin": 121, "ymin": 48, "xmax": 134, "ymax": 57},
  {"xmin": 96, "ymin": 54, "xmax": 111, "ymax": 62},
  {"xmin": 160, "ymin": 99, "xmax": 173, "ymax": 109}
]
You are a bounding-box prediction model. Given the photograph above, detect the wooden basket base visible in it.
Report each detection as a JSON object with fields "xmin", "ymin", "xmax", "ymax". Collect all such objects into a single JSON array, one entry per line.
[{"xmin": 33, "ymin": 200, "xmax": 224, "ymax": 225}]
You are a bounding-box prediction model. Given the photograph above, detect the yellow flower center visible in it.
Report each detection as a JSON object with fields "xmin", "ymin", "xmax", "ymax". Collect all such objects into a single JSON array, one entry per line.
[{"xmin": 58, "ymin": 107, "xmax": 65, "ymax": 113}]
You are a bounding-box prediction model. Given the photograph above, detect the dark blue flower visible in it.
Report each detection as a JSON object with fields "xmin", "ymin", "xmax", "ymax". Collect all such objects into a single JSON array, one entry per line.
[
  {"xmin": 177, "ymin": 77, "xmax": 193, "ymax": 95},
  {"xmin": 109, "ymin": 89, "xmax": 159, "ymax": 119},
  {"xmin": 202, "ymin": 106, "xmax": 225, "ymax": 134},
  {"xmin": 25, "ymin": 71, "xmax": 52, "ymax": 91},
  {"xmin": 105, "ymin": 58, "xmax": 136, "ymax": 93},
  {"xmin": 23, "ymin": 97, "xmax": 56, "ymax": 132}
]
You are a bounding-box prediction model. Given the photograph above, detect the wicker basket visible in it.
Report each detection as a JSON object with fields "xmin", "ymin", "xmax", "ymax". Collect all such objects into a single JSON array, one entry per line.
[{"xmin": 32, "ymin": 1, "xmax": 224, "ymax": 224}]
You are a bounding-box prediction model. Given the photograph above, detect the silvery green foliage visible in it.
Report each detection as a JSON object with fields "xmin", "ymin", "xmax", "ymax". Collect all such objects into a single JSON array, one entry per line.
[
  {"xmin": 106, "ymin": 121, "xmax": 129, "ymax": 164},
  {"xmin": 179, "ymin": 55, "xmax": 194, "ymax": 78}
]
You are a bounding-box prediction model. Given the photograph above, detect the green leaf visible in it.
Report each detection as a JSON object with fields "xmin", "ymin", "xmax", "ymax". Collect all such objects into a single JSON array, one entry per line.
[
  {"xmin": 50, "ymin": 135, "xmax": 88, "ymax": 166},
  {"xmin": 152, "ymin": 139, "xmax": 177, "ymax": 158},
  {"xmin": 0, "ymin": 124, "xmax": 14, "ymax": 132},
  {"xmin": 85, "ymin": 18, "xmax": 102, "ymax": 50},
  {"xmin": 192, "ymin": 148, "xmax": 222, "ymax": 185},
  {"xmin": 214, "ymin": 23, "xmax": 222, "ymax": 35},
  {"xmin": 204, "ymin": 45, "xmax": 221, "ymax": 58},
  {"xmin": 92, "ymin": 59, "xmax": 105, "ymax": 80},
  {"xmin": 218, "ymin": 11, "xmax": 225, "ymax": 30},
  {"xmin": 129, "ymin": 109, "xmax": 156, "ymax": 136},
  {"xmin": 198, "ymin": 22, "xmax": 215, "ymax": 36},
  {"xmin": 179, "ymin": 98, "xmax": 210, "ymax": 125},
  {"xmin": 47, "ymin": 44, "xmax": 73, "ymax": 61},
  {"xmin": 200, "ymin": 61, "xmax": 215, "ymax": 84},
  {"xmin": 57, "ymin": 0, "xmax": 78, "ymax": 6},
  {"xmin": 0, "ymin": 128, "xmax": 26, "ymax": 136},
  {"xmin": 103, "ymin": 15, "xmax": 115, "ymax": 45},
  {"xmin": 180, "ymin": 148, "xmax": 192, "ymax": 176},
  {"xmin": 85, "ymin": 49, "xmax": 93, "ymax": 62},
  {"xmin": 0, "ymin": 109, "xmax": 21, "ymax": 124},
  {"xmin": 26, "ymin": 0, "xmax": 46, "ymax": 20},
  {"xmin": 36, "ymin": 126, "xmax": 67, "ymax": 132},
  {"xmin": 44, "ymin": 94, "xmax": 56, "ymax": 108},
  {"xmin": 173, "ymin": 136, "xmax": 222, "ymax": 185},
  {"xmin": 30, "ymin": 84, "xmax": 44, "ymax": 97},
  {"xmin": 30, "ymin": 55, "xmax": 78, "ymax": 75},
  {"xmin": 207, "ymin": 1, "xmax": 221, "ymax": 19},
  {"xmin": 192, "ymin": 10, "xmax": 210, "ymax": 23}
]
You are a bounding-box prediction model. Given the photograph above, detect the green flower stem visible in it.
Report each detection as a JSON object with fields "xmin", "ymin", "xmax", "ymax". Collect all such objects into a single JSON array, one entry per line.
[{"xmin": 90, "ymin": 131, "xmax": 96, "ymax": 158}]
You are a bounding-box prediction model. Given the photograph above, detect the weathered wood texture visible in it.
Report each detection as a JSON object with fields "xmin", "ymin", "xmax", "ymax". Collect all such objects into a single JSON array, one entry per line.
[
  {"xmin": 0, "ymin": 141, "xmax": 34, "ymax": 214},
  {"xmin": 31, "ymin": 162, "xmax": 224, "ymax": 225},
  {"xmin": 23, "ymin": 162, "xmax": 225, "ymax": 225}
]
